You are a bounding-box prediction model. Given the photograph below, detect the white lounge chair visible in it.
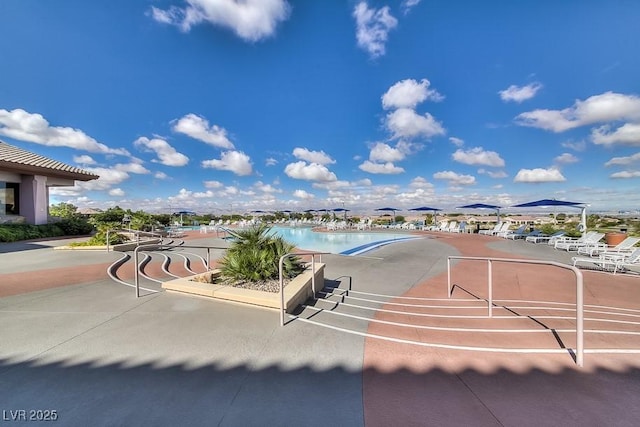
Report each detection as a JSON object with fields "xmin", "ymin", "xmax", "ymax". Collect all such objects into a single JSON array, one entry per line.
[
  {"xmin": 479, "ymin": 222, "xmax": 502, "ymax": 235},
  {"xmin": 498, "ymin": 224, "xmax": 526, "ymax": 239},
  {"xmin": 576, "ymin": 236, "xmax": 639, "ymax": 257},
  {"xmin": 555, "ymin": 232, "xmax": 604, "ymax": 251},
  {"xmin": 572, "ymin": 248, "xmax": 640, "ymax": 275},
  {"xmin": 526, "ymin": 230, "xmax": 564, "ymax": 244}
]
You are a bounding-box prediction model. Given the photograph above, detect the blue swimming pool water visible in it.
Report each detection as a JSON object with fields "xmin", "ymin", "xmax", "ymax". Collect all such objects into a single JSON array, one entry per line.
[{"xmin": 269, "ymin": 226, "xmax": 421, "ymax": 255}]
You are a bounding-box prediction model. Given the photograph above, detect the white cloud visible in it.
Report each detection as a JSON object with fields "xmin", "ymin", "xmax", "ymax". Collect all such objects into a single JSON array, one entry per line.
[
  {"xmin": 513, "ymin": 167, "xmax": 566, "ymax": 183},
  {"xmin": 0, "ymin": 108, "xmax": 129, "ymax": 155},
  {"xmin": 452, "ymin": 147, "xmax": 505, "ymax": 167},
  {"xmin": 172, "ymin": 113, "xmax": 234, "ymax": 149},
  {"xmin": 108, "ymin": 188, "xmax": 125, "ymax": 197},
  {"xmin": 201, "ymin": 150, "xmax": 253, "ymax": 176},
  {"xmin": 155, "ymin": 172, "xmax": 169, "ymax": 180},
  {"xmin": 382, "ymin": 78, "xmax": 443, "ymax": 110},
  {"xmin": 293, "ymin": 189, "xmax": 314, "ymax": 200},
  {"xmin": 449, "ymin": 137, "xmax": 464, "ymax": 147},
  {"xmin": 591, "ymin": 123, "xmax": 640, "ymax": 146},
  {"xmin": 134, "ymin": 137, "xmax": 189, "ymax": 167},
  {"xmin": 433, "ymin": 170, "xmax": 476, "ymax": 186},
  {"xmin": 409, "ymin": 176, "xmax": 434, "ymax": 189},
  {"xmin": 353, "ymin": 2, "xmax": 398, "ymax": 58},
  {"xmin": 358, "ymin": 160, "xmax": 404, "ymax": 174},
  {"xmin": 284, "ymin": 161, "xmax": 337, "ymax": 182},
  {"xmin": 203, "ymin": 180, "xmax": 224, "ymax": 188},
  {"xmin": 604, "ymin": 152, "xmax": 640, "ymax": 167},
  {"xmin": 515, "ymin": 92, "xmax": 640, "ymax": 132},
  {"xmin": 401, "ymin": 0, "xmax": 421, "ymax": 14},
  {"xmin": 114, "ymin": 162, "xmax": 151, "ymax": 174},
  {"xmin": 478, "ymin": 169, "xmax": 508, "ymax": 178},
  {"xmin": 150, "ymin": 0, "xmax": 291, "ymax": 42},
  {"xmin": 610, "ymin": 170, "xmax": 640, "ymax": 179},
  {"xmin": 561, "ymin": 140, "xmax": 587, "ymax": 151},
  {"xmin": 554, "ymin": 153, "xmax": 579, "ymax": 164},
  {"xmin": 265, "ymin": 157, "xmax": 278, "ymax": 166},
  {"xmin": 386, "ymin": 108, "xmax": 445, "ymax": 140},
  {"xmin": 51, "ymin": 166, "xmax": 132, "ymax": 196},
  {"xmin": 369, "ymin": 142, "xmax": 404, "ymax": 162},
  {"xmin": 254, "ymin": 181, "xmax": 281, "ymax": 193},
  {"xmin": 292, "ymin": 147, "xmax": 335, "ymax": 165},
  {"xmin": 498, "ymin": 82, "xmax": 542, "ymax": 103},
  {"xmin": 73, "ymin": 155, "xmax": 96, "ymax": 165}
]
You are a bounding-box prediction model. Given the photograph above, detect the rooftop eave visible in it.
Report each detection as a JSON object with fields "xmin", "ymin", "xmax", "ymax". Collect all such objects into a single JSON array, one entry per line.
[{"xmin": 0, "ymin": 160, "xmax": 99, "ymax": 182}]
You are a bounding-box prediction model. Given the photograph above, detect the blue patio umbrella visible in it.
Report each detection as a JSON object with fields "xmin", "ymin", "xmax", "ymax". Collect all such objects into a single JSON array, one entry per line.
[
  {"xmin": 409, "ymin": 206, "xmax": 442, "ymax": 225},
  {"xmin": 174, "ymin": 210, "xmax": 195, "ymax": 225},
  {"xmin": 375, "ymin": 207, "xmax": 401, "ymax": 223},
  {"xmin": 332, "ymin": 207, "xmax": 350, "ymax": 220},
  {"xmin": 512, "ymin": 198, "xmax": 587, "ymax": 233},
  {"xmin": 457, "ymin": 203, "xmax": 502, "ymax": 222}
]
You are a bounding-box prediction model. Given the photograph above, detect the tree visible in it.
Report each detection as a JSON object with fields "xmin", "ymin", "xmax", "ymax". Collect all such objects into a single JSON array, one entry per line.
[{"xmin": 49, "ymin": 202, "xmax": 79, "ymax": 219}]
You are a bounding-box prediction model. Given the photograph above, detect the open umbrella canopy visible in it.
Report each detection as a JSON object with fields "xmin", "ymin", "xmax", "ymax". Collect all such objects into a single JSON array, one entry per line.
[
  {"xmin": 512, "ymin": 198, "xmax": 587, "ymax": 233},
  {"xmin": 457, "ymin": 203, "xmax": 501, "ymax": 222},
  {"xmin": 409, "ymin": 206, "xmax": 442, "ymax": 211},
  {"xmin": 457, "ymin": 203, "xmax": 501, "ymax": 210},
  {"xmin": 375, "ymin": 207, "xmax": 401, "ymax": 223},
  {"xmin": 511, "ymin": 198, "xmax": 583, "ymax": 208}
]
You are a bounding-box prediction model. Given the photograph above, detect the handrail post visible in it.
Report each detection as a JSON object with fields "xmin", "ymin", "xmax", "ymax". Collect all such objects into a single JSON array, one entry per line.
[
  {"xmin": 279, "ymin": 255, "xmax": 286, "ymax": 326},
  {"xmin": 311, "ymin": 255, "xmax": 316, "ymax": 297},
  {"xmin": 488, "ymin": 259, "xmax": 493, "ymax": 318},
  {"xmin": 576, "ymin": 270, "xmax": 584, "ymax": 367},
  {"xmin": 106, "ymin": 230, "xmax": 110, "ymax": 252},
  {"xmin": 134, "ymin": 247, "xmax": 140, "ymax": 298},
  {"xmin": 447, "ymin": 257, "xmax": 451, "ymax": 298},
  {"xmin": 207, "ymin": 248, "xmax": 211, "ymax": 270}
]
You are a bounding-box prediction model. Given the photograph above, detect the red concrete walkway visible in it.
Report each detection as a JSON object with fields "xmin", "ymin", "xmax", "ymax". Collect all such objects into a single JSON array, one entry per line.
[{"xmin": 362, "ymin": 232, "xmax": 640, "ymax": 426}]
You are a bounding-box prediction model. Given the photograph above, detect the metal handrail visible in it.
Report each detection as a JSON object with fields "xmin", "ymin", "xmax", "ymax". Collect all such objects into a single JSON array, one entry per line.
[
  {"xmin": 106, "ymin": 228, "xmax": 163, "ymax": 252},
  {"xmin": 279, "ymin": 252, "xmax": 330, "ymax": 326},
  {"xmin": 133, "ymin": 242, "xmax": 230, "ymax": 297},
  {"xmin": 447, "ymin": 256, "xmax": 584, "ymax": 367}
]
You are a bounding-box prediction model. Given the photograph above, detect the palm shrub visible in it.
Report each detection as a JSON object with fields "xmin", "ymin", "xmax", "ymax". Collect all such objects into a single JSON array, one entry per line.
[{"xmin": 220, "ymin": 224, "xmax": 304, "ymax": 282}]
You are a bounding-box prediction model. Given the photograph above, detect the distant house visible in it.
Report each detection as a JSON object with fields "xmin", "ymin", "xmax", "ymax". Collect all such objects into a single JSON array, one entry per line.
[{"xmin": 0, "ymin": 140, "xmax": 99, "ymax": 225}]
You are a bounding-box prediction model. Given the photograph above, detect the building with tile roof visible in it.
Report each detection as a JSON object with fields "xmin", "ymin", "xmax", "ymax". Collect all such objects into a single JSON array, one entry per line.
[{"xmin": 0, "ymin": 140, "xmax": 99, "ymax": 225}]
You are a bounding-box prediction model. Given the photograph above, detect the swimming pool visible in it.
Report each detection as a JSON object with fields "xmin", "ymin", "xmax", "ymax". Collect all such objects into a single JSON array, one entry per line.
[{"xmin": 269, "ymin": 226, "xmax": 421, "ymax": 255}]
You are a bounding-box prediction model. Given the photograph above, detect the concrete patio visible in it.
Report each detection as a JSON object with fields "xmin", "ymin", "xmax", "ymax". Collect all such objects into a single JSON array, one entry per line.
[{"xmin": 1, "ymin": 231, "xmax": 639, "ymax": 426}]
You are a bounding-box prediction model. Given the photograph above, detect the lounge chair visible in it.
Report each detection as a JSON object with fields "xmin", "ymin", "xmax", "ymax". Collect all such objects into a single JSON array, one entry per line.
[
  {"xmin": 507, "ymin": 228, "xmax": 541, "ymax": 240},
  {"xmin": 526, "ymin": 230, "xmax": 564, "ymax": 244},
  {"xmin": 554, "ymin": 232, "xmax": 604, "ymax": 251},
  {"xmin": 451, "ymin": 221, "xmax": 467, "ymax": 233},
  {"xmin": 496, "ymin": 224, "xmax": 523, "ymax": 238},
  {"xmin": 572, "ymin": 248, "xmax": 640, "ymax": 274},
  {"xmin": 479, "ymin": 222, "xmax": 502, "ymax": 235},
  {"xmin": 499, "ymin": 225, "xmax": 527, "ymax": 239},
  {"xmin": 576, "ymin": 236, "xmax": 640, "ymax": 257}
]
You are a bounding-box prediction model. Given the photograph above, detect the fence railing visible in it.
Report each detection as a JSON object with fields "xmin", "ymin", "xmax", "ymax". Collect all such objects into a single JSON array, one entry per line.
[
  {"xmin": 133, "ymin": 242, "xmax": 230, "ymax": 297},
  {"xmin": 105, "ymin": 229, "xmax": 164, "ymax": 252},
  {"xmin": 279, "ymin": 252, "xmax": 330, "ymax": 326},
  {"xmin": 447, "ymin": 256, "xmax": 584, "ymax": 367}
]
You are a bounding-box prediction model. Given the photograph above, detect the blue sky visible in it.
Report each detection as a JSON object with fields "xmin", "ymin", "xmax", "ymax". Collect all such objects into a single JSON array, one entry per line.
[{"xmin": 1, "ymin": 0, "xmax": 640, "ymax": 215}]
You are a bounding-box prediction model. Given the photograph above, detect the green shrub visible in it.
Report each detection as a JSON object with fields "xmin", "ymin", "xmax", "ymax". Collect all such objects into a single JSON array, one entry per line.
[
  {"xmin": 56, "ymin": 218, "xmax": 94, "ymax": 235},
  {"xmin": 220, "ymin": 224, "xmax": 304, "ymax": 282}
]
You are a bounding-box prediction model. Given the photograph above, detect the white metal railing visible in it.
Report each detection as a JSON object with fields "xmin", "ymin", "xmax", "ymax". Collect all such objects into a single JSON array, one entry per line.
[
  {"xmin": 447, "ymin": 256, "xmax": 584, "ymax": 367},
  {"xmin": 133, "ymin": 242, "xmax": 230, "ymax": 297},
  {"xmin": 105, "ymin": 228, "xmax": 163, "ymax": 252},
  {"xmin": 279, "ymin": 252, "xmax": 330, "ymax": 326}
]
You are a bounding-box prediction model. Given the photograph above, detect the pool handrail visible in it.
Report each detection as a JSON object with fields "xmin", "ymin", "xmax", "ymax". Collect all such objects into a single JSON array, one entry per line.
[
  {"xmin": 133, "ymin": 242, "xmax": 230, "ymax": 298},
  {"xmin": 446, "ymin": 255, "xmax": 584, "ymax": 367},
  {"xmin": 106, "ymin": 228, "xmax": 164, "ymax": 252},
  {"xmin": 279, "ymin": 252, "xmax": 330, "ymax": 326}
]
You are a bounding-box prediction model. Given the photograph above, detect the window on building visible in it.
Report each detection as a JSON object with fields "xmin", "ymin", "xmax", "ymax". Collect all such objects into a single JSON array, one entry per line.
[{"xmin": 0, "ymin": 182, "xmax": 19, "ymax": 215}]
